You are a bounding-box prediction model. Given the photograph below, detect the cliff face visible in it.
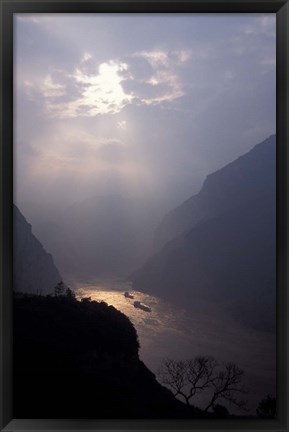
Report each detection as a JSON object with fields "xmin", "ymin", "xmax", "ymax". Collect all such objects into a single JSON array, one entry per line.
[
  {"xmin": 155, "ymin": 135, "xmax": 276, "ymax": 249},
  {"xmin": 13, "ymin": 205, "xmax": 62, "ymax": 294},
  {"xmin": 131, "ymin": 136, "xmax": 276, "ymax": 332}
]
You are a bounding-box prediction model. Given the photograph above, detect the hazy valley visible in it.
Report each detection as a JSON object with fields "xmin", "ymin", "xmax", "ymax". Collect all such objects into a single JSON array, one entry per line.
[{"xmin": 14, "ymin": 135, "xmax": 276, "ymax": 417}]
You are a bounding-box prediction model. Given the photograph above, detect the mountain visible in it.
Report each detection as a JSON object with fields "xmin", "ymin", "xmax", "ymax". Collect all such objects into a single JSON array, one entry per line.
[
  {"xmin": 26, "ymin": 195, "xmax": 161, "ymax": 280},
  {"xmin": 155, "ymin": 135, "xmax": 276, "ymax": 249},
  {"xmin": 131, "ymin": 136, "xmax": 276, "ymax": 331},
  {"xmin": 14, "ymin": 294, "xmax": 201, "ymax": 418},
  {"xmin": 13, "ymin": 205, "xmax": 62, "ymax": 294}
]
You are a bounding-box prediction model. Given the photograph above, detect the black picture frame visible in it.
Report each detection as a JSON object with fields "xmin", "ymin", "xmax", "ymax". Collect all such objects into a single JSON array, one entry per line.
[{"xmin": 1, "ymin": 1, "xmax": 288, "ymax": 431}]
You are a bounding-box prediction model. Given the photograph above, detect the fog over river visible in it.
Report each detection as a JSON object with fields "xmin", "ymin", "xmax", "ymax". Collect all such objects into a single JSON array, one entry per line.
[{"xmin": 73, "ymin": 279, "xmax": 276, "ymax": 415}]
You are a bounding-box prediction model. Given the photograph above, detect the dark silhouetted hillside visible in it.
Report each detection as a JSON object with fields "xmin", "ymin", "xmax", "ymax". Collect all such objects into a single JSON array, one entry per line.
[
  {"xmin": 13, "ymin": 205, "xmax": 62, "ymax": 294},
  {"xmin": 14, "ymin": 294, "xmax": 200, "ymax": 418}
]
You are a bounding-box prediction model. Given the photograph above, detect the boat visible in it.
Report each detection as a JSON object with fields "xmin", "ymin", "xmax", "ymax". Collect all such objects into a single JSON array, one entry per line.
[
  {"xmin": 133, "ymin": 301, "xmax": 151, "ymax": 312},
  {"xmin": 124, "ymin": 291, "xmax": 134, "ymax": 299}
]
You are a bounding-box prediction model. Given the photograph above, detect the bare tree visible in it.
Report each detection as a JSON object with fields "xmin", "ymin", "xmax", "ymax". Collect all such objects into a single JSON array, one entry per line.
[
  {"xmin": 186, "ymin": 356, "xmax": 217, "ymax": 400},
  {"xmin": 158, "ymin": 356, "xmax": 217, "ymax": 406},
  {"xmin": 204, "ymin": 362, "xmax": 247, "ymax": 412},
  {"xmin": 158, "ymin": 359, "xmax": 190, "ymax": 404},
  {"xmin": 158, "ymin": 356, "xmax": 247, "ymax": 413}
]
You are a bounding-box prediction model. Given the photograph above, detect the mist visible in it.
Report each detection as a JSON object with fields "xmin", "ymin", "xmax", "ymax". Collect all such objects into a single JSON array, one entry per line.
[
  {"xmin": 15, "ymin": 15, "xmax": 276, "ymax": 205},
  {"xmin": 13, "ymin": 13, "xmax": 277, "ymax": 418},
  {"xmin": 15, "ymin": 13, "xmax": 276, "ymax": 281}
]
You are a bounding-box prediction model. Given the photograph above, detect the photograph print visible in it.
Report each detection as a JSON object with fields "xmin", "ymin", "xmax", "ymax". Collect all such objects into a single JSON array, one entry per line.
[{"xmin": 13, "ymin": 12, "xmax": 276, "ymax": 419}]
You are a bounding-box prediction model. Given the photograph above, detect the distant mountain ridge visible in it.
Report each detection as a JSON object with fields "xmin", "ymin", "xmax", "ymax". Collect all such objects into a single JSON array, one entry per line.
[
  {"xmin": 24, "ymin": 194, "xmax": 160, "ymax": 280},
  {"xmin": 155, "ymin": 135, "xmax": 276, "ymax": 249},
  {"xmin": 131, "ymin": 135, "xmax": 276, "ymax": 332},
  {"xmin": 13, "ymin": 205, "xmax": 62, "ymax": 294}
]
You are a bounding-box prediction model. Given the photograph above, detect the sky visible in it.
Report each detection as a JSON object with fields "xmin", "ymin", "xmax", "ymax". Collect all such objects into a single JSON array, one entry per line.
[{"xmin": 14, "ymin": 13, "xmax": 276, "ymax": 213}]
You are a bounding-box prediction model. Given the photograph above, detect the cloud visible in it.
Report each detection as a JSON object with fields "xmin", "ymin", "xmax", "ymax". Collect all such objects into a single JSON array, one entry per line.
[
  {"xmin": 177, "ymin": 50, "xmax": 192, "ymax": 63},
  {"xmin": 41, "ymin": 75, "xmax": 66, "ymax": 98},
  {"xmin": 117, "ymin": 120, "xmax": 127, "ymax": 130},
  {"xmin": 38, "ymin": 60, "xmax": 134, "ymax": 118},
  {"xmin": 15, "ymin": 13, "xmax": 276, "ymax": 210},
  {"xmin": 133, "ymin": 49, "xmax": 191, "ymax": 67},
  {"xmin": 129, "ymin": 48, "xmax": 191, "ymax": 105},
  {"xmin": 225, "ymin": 14, "xmax": 275, "ymax": 76},
  {"xmin": 141, "ymin": 70, "xmax": 184, "ymax": 105},
  {"xmin": 242, "ymin": 13, "xmax": 276, "ymax": 37},
  {"xmin": 81, "ymin": 52, "xmax": 93, "ymax": 63},
  {"xmin": 70, "ymin": 61, "xmax": 133, "ymax": 116},
  {"xmin": 23, "ymin": 48, "xmax": 192, "ymax": 118},
  {"xmin": 134, "ymin": 50, "xmax": 170, "ymax": 68}
]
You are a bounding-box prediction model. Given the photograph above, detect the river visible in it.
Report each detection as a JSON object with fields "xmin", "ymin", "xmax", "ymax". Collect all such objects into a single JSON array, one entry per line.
[{"xmin": 73, "ymin": 279, "xmax": 276, "ymax": 416}]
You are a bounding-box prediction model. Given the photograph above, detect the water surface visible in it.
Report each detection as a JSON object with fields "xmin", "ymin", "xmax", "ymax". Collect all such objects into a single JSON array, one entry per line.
[{"xmin": 75, "ymin": 280, "xmax": 276, "ymax": 415}]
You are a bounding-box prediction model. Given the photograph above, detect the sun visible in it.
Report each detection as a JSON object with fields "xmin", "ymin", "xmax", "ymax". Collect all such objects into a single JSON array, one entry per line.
[{"xmin": 72, "ymin": 61, "xmax": 133, "ymax": 116}]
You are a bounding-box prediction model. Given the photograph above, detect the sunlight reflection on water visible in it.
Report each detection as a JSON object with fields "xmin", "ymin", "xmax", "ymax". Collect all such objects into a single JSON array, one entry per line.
[
  {"xmin": 76, "ymin": 281, "xmax": 187, "ymax": 365},
  {"xmin": 75, "ymin": 280, "xmax": 276, "ymax": 414}
]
